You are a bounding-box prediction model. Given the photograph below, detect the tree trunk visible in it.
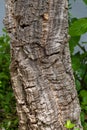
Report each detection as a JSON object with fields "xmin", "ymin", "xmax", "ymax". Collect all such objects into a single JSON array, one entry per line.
[{"xmin": 4, "ymin": 0, "xmax": 83, "ymax": 130}]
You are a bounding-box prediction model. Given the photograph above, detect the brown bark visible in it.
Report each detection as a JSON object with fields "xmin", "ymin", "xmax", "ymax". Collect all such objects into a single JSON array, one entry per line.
[{"xmin": 4, "ymin": 0, "xmax": 83, "ymax": 130}]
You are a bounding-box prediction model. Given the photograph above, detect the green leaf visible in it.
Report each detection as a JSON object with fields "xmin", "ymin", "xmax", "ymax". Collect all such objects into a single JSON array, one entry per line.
[
  {"xmin": 80, "ymin": 111, "xmax": 85, "ymax": 123},
  {"xmin": 83, "ymin": 122, "xmax": 87, "ymax": 130},
  {"xmin": 83, "ymin": 0, "xmax": 87, "ymax": 5},
  {"xmin": 74, "ymin": 128, "xmax": 80, "ymax": 130},
  {"xmin": 64, "ymin": 120, "xmax": 75, "ymax": 129},
  {"xmin": 69, "ymin": 18, "xmax": 87, "ymax": 36},
  {"xmin": 75, "ymin": 80, "xmax": 82, "ymax": 92},
  {"xmin": 69, "ymin": 36, "xmax": 80, "ymax": 54},
  {"xmin": 84, "ymin": 106, "xmax": 87, "ymax": 111},
  {"xmin": 7, "ymin": 121, "xmax": 11, "ymax": 128},
  {"xmin": 79, "ymin": 90, "xmax": 87, "ymax": 105},
  {"xmin": 71, "ymin": 54, "xmax": 81, "ymax": 71}
]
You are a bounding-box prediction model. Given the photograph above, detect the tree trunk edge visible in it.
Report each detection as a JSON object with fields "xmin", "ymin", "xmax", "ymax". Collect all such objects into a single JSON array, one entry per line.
[{"xmin": 4, "ymin": 0, "xmax": 83, "ymax": 130}]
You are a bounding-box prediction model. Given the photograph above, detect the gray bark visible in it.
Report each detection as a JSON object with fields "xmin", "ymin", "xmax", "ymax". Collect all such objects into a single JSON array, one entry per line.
[{"xmin": 4, "ymin": 0, "xmax": 83, "ymax": 130}]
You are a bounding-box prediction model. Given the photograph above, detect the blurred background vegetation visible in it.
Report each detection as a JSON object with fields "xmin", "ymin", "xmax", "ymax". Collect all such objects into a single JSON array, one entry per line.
[
  {"xmin": 0, "ymin": 29, "xmax": 18, "ymax": 130},
  {"xmin": 69, "ymin": 0, "xmax": 87, "ymax": 129},
  {"xmin": 0, "ymin": 0, "xmax": 87, "ymax": 129}
]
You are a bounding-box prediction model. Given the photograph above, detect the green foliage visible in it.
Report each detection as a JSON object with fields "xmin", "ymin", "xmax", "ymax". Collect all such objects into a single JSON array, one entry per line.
[
  {"xmin": 69, "ymin": 2, "xmax": 87, "ymax": 129},
  {"xmin": 0, "ymin": 29, "xmax": 18, "ymax": 130},
  {"xmin": 64, "ymin": 120, "xmax": 75, "ymax": 129},
  {"xmin": 80, "ymin": 90, "xmax": 87, "ymax": 105},
  {"xmin": 83, "ymin": 0, "xmax": 87, "ymax": 5},
  {"xmin": 74, "ymin": 128, "xmax": 80, "ymax": 130},
  {"xmin": 69, "ymin": 18, "xmax": 87, "ymax": 36},
  {"xmin": 64, "ymin": 120, "xmax": 80, "ymax": 130},
  {"xmin": 69, "ymin": 36, "xmax": 80, "ymax": 54}
]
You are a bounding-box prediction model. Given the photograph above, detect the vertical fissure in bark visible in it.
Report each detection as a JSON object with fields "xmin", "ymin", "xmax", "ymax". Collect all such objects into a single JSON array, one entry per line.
[{"xmin": 4, "ymin": 0, "xmax": 83, "ymax": 130}]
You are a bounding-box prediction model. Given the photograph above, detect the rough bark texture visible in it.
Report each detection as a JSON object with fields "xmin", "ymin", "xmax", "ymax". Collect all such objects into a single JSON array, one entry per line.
[{"xmin": 4, "ymin": 0, "xmax": 83, "ymax": 130}]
